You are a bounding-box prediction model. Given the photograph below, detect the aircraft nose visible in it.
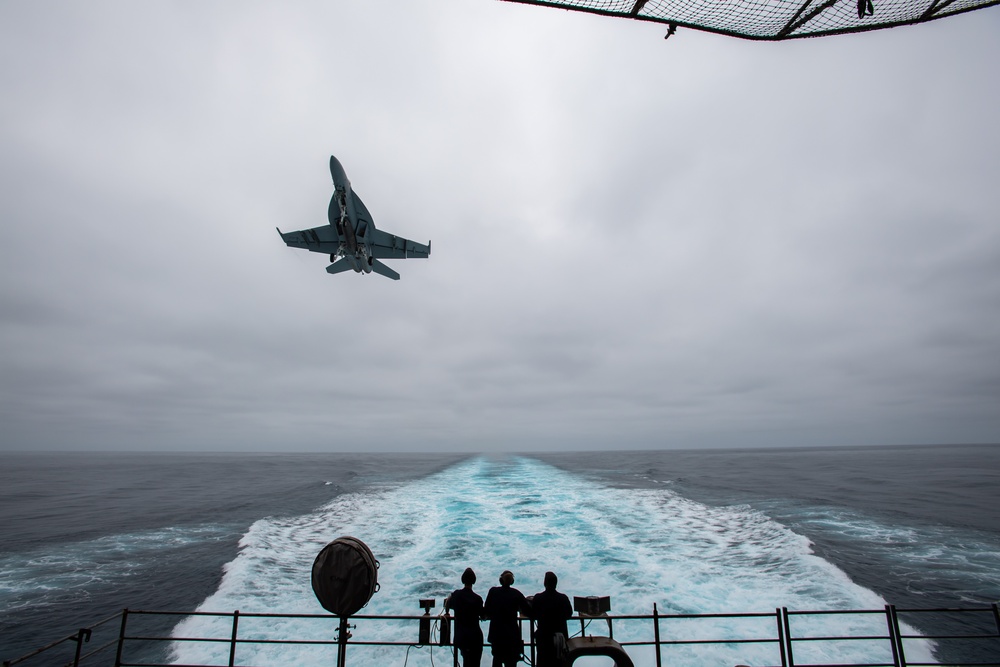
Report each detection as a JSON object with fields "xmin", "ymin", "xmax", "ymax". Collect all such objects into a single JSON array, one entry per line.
[{"xmin": 329, "ymin": 155, "xmax": 348, "ymax": 184}]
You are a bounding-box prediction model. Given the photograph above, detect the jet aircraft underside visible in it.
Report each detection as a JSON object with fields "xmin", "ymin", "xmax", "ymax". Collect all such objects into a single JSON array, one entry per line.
[{"xmin": 278, "ymin": 156, "xmax": 430, "ymax": 281}]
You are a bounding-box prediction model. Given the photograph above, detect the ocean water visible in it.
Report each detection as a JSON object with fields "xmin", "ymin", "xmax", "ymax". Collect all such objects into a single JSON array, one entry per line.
[{"xmin": 1, "ymin": 445, "xmax": 998, "ymax": 666}]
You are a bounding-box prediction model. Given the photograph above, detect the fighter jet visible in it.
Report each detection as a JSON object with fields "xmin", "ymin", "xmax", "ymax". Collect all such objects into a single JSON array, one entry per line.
[{"xmin": 277, "ymin": 156, "xmax": 431, "ymax": 280}]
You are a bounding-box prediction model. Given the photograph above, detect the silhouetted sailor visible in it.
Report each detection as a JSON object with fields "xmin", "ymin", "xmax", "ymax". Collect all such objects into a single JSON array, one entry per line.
[
  {"xmin": 445, "ymin": 568, "xmax": 485, "ymax": 667},
  {"xmin": 529, "ymin": 572, "xmax": 573, "ymax": 667},
  {"xmin": 483, "ymin": 570, "xmax": 530, "ymax": 667}
]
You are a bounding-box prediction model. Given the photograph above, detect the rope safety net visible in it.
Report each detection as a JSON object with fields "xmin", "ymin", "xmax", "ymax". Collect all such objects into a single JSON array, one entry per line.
[{"xmin": 500, "ymin": 0, "xmax": 999, "ymax": 40}]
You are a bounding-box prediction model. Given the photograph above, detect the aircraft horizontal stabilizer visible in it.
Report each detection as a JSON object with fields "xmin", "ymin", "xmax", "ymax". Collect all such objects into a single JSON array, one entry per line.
[
  {"xmin": 326, "ymin": 258, "xmax": 356, "ymax": 275},
  {"xmin": 370, "ymin": 259, "xmax": 400, "ymax": 280}
]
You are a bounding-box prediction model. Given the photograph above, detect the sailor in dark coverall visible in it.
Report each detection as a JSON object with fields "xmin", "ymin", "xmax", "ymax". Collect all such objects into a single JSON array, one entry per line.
[
  {"xmin": 483, "ymin": 570, "xmax": 530, "ymax": 667},
  {"xmin": 529, "ymin": 572, "xmax": 573, "ymax": 667},
  {"xmin": 445, "ymin": 568, "xmax": 485, "ymax": 667}
]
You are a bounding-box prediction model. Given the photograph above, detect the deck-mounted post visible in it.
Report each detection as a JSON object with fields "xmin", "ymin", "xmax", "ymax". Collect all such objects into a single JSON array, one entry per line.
[
  {"xmin": 992, "ymin": 603, "xmax": 1000, "ymax": 637},
  {"xmin": 781, "ymin": 608, "xmax": 795, "ymax": 667},
  {"xmin": 652, "ymin": 604, "xmax": 662, "ymax": 667},
  {"xmin": 71, "ymin": 628, "xmax": 91, "ymax": 667},
  {"xmin": 336, "ymin": 616, "xmax": 350, "ymax": 667},
  {"xmin": 775, "ymin": 608, "xmax": 787, "ymax": 667},
  {"xmin": 114, "ymin": 609, "xmax": 129, "ymax": 667},
  {"xmin": 888, "ymin": 605, "xmax": 907, "ymax": 667},
  {"xmin": 529, "ymin": 616, "xmax": 536, "ymax": 666},
  {"xmin": 229, "ymin": 610, "xmax": 240, "ymax": 667},
  {"xmin": 884, "ymin": 605, "xmax": 901, "ymax": 667}
]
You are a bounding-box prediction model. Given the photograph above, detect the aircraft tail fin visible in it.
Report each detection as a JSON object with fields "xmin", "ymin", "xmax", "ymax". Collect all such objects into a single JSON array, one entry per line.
[{"xmin": 370, "ymin": 258, "xmax": 400, "ymax": 281}]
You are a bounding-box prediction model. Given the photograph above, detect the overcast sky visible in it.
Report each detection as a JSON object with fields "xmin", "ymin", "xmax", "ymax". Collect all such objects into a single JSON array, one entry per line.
[{"xmin": 1, "ymin": 0, "xmax": 998, "ymax": 453}]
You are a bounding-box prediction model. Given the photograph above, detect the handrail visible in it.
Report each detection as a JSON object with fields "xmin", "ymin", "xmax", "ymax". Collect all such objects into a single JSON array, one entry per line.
[
  {"xmin": 4, "ymin": 604, "xmax": 998, "ymax": 667},
  {"xmin": 2, "ymin": 612, "xmax": 123, "ymax": 667}
]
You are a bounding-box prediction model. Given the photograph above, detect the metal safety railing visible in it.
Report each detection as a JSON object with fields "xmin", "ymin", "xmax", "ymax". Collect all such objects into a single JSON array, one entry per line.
[
  {"xmin": 4, "ymin": 604, "xmax": 999, "ymax": 667},
  {"xmin": 2, "ymin": 612, "xmax": 123, "ymax": 667}
]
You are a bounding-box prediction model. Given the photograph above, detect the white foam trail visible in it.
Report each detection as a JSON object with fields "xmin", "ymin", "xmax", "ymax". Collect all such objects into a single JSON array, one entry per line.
[{"xmin": 170, "ymin": 458, "xmax": 932, "ymax": 667}]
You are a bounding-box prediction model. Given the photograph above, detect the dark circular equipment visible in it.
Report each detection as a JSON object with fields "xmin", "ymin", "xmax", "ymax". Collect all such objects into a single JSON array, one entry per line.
[{"xmin": 312, "ymin": 536, "xmax": 380, "ymax": 617}]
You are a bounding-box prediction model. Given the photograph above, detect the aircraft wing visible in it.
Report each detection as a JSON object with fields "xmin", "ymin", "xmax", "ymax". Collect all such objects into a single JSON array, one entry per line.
[
  {"xmin": 368, "ymin": 228, "xmax": 431, "ymax": 259},
  {"xmin": 276, "ymin": 225, "xmax": 341, "ymax": 254}
]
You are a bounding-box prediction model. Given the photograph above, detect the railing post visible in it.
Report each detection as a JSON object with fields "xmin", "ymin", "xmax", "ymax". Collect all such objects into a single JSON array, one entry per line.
[
  {"xmin": 781, "ymin": 607, "xmax": 795, "ymax": 667},
  {"xmin": 529, "ymin": 617, "xmax": 536, "ymax": 667},
  {"xmin": 775, "ymin": 608, "xmax": 787, "ymax": 667},
  {"xmin": 992, "ymin": 603, "xmax": 1000, "ymax": 636},
  {"xmin": 888, "ymin": 605, "xmax": 907, "ymax": 667},
  {"xmin": 652, "ymin": 603, "xmax": 662, "ymax": 667},
  {"xmin": 229, "ymin": 610, "xmax": 240, "ymax": 667},
  {"xmin": 114, "ymin": 609, "xmax": 129, "ymax": 667},
  {"xmin": 72, "ymin": 628, "xmax": 91, "ymax": 667},
  {"xmin": 884, "ymin": 605, "xmax": 901, "ymax": 667}
]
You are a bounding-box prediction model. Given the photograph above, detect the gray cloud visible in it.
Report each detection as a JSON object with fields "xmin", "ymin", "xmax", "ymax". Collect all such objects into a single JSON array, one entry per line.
[{"xmin": 1, "ymin": 1, "xmax": 998, "ymax": 452}]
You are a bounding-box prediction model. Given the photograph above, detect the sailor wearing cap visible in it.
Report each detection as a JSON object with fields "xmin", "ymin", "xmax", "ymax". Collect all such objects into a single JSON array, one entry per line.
[
  {"xmin": 445, "ymin": 568, "xmax": 485, "ymax": 667},
  {"xmin": 483, "ymin": 571, "xmax": 530, "ymax": 667}
]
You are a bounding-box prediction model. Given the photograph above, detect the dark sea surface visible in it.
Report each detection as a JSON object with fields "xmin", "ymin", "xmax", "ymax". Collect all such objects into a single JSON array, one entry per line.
[{"xmin": 1, "ymin": 445, "xmax": 998, "ymax": 666}]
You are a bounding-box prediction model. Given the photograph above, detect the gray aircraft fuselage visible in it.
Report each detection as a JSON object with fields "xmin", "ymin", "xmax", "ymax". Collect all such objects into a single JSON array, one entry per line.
[{"xmin": 329, "ymin": 155, "xmax": 368, "ymax": 272}]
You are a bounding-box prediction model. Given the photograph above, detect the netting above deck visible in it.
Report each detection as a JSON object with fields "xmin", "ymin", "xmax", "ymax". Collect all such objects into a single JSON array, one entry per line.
[{"xmin": 501, "ymin": 0, "xmax": 998, "ymax": 39}]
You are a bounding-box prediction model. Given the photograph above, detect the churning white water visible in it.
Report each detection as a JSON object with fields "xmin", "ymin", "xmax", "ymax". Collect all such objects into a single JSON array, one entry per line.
[{"xmin": 170, "ymin": 457, "xmax": 932, "ymax": 666}]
